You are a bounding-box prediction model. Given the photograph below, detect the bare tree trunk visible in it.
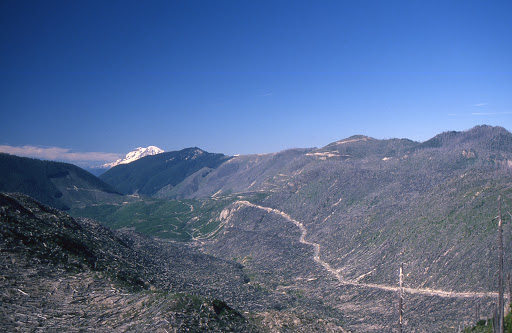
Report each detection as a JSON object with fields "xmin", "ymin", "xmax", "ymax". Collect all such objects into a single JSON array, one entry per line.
[
  {"xmin": 493, "ymin": 302, "xmax": 497, "ymax": 333},
  {"xmin": 498, "ymin": 196, "xmax": 504, "ymax": 333},
  {"xmin": 508, "ymin": 272, "xmax": 512, "ymax": 309},
  {"xmin": 399, "ymin": 263, "xmax": 403, "ymax": 333}
]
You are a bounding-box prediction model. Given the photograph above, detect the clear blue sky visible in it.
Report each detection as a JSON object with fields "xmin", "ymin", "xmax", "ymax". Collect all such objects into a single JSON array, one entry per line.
[{"xmin": 1, "ymin": 0, "xmax": 511, "ymax": 166}]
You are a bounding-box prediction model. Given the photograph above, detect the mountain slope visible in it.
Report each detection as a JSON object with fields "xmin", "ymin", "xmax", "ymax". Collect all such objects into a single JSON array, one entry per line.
[
  {"xmin": 0, "ymin": 192, "xmax": 253, "ymax": 331},
  {"xmin": 0, "ymin": 192, "xmax": 346, "ymax": 332},
  {"xmin": 156, "ymin": 148, "xmax": 314, "ymax": 199},
  {"xmin": 32, "ymin": 124, "xmax": 512, "ymax": 331},
  {"xmin": 259, "ymin": 126, "xmax": 512, "ymax": 289},
  {"xmin": 196, "ymin": 125, "xmax": 512, "ymax": 331},
  {"xmin": 99, "ymin": 147, "xmax": 230, "ymax": 196},
  {"xmin": 0, "ymin": 153, "xmax": 123, "ymax": 210}
]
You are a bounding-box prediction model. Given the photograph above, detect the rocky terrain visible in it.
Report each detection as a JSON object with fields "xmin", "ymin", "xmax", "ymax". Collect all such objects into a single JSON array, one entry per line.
[{"xmin": 0, "ymin": 192, "xmax": 347, "ymax": 332}]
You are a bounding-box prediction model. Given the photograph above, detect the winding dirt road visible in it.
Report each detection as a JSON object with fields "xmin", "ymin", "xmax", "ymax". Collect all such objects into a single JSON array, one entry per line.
[{"xmin": 236, "ymin": 200, "xmax": 497, "ymax": 299}]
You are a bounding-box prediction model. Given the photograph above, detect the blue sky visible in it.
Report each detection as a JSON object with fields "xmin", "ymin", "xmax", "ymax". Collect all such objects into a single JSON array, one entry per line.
[{"xmin": 1, "ymin": 0, "xmax": 511, "ymax": 166}]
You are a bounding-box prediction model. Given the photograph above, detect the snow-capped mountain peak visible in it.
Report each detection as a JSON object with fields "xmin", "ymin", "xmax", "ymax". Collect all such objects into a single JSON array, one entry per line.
[{"xmin": 102, "ymin": 146, "xmax": 164, "ymax": 168}]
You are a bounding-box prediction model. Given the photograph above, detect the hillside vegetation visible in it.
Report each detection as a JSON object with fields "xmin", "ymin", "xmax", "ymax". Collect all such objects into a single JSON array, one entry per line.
[{"xmin": 70, "ymin": 194, "xmax": 259, "ymax": 241}]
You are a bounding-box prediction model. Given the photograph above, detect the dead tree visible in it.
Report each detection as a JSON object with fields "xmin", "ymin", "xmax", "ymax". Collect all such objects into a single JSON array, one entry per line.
[
  {"xmin": 493, "ymin": 302, "xmax": 499, "ymax": 333},
  {"xmin": 399, "ymin": 263, "xmax": 404, "ymax": 333},
  {"xmin": 509, "ymin": 273, "xmax": 512, "ymax": 308},
  {"xmin": 498, "ymin": 196, "xmax": 504, "ymax": 333}
]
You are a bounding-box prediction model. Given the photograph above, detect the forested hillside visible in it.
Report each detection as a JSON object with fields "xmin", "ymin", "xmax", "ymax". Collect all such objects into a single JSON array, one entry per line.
[{"xmin": 0, "ymin": 153, "xmax": 122, "ymax": 210}]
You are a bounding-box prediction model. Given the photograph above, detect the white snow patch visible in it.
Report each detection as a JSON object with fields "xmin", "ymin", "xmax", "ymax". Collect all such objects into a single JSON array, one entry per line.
[{"xmin": 102, "ymin": 146, "xmax": 164, "ymax": 168}]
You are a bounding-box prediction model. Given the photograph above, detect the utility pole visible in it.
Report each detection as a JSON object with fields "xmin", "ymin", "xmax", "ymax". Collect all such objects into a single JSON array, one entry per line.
[
  {"xmin": 399, "ymin": 263, "xmax": 404, "ymax": 333},
  {"xmin": 498, "ymin": 196, "xmax": 504, "ymax": 333}
]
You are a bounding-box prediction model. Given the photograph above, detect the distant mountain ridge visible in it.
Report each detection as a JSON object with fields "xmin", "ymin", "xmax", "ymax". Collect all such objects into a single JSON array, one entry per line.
[
  {"xmin": 156, "ymin": 148, "xmax": 314, "ymax": 199},
  {"xmin": 418, "ymin": 125, "xmax": 512, "ymax": 152},
  {"xmin": 99, "ymin": 125, "xmax": 512, "ymax": 201},
  {"xmin": 101, "ymin": 146, "xmax": 164, "ymax": 168},
  {"xmin": 99, "ymin": 147, "xmax": 230, "ymax": 196},
  {"xmin": 0, "ymin": 153, "xmax": 123, "ymax": 210}
]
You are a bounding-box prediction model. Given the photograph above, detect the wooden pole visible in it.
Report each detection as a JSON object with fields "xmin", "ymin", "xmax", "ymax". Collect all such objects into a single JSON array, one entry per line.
[
  {"xmin": 498, "ymin": 196, "xmax": 504, "ymax": 333},
  {"xmin": 508, "ymin": 272, "xmax": 512, "ymax": 309},
  {"xmin": 399, "ymin": 263, "xmax": 404, "ymax": 333},
  {"xmin": 493, "ymin": 302, "xmax": 499, "ymax": 333}
]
